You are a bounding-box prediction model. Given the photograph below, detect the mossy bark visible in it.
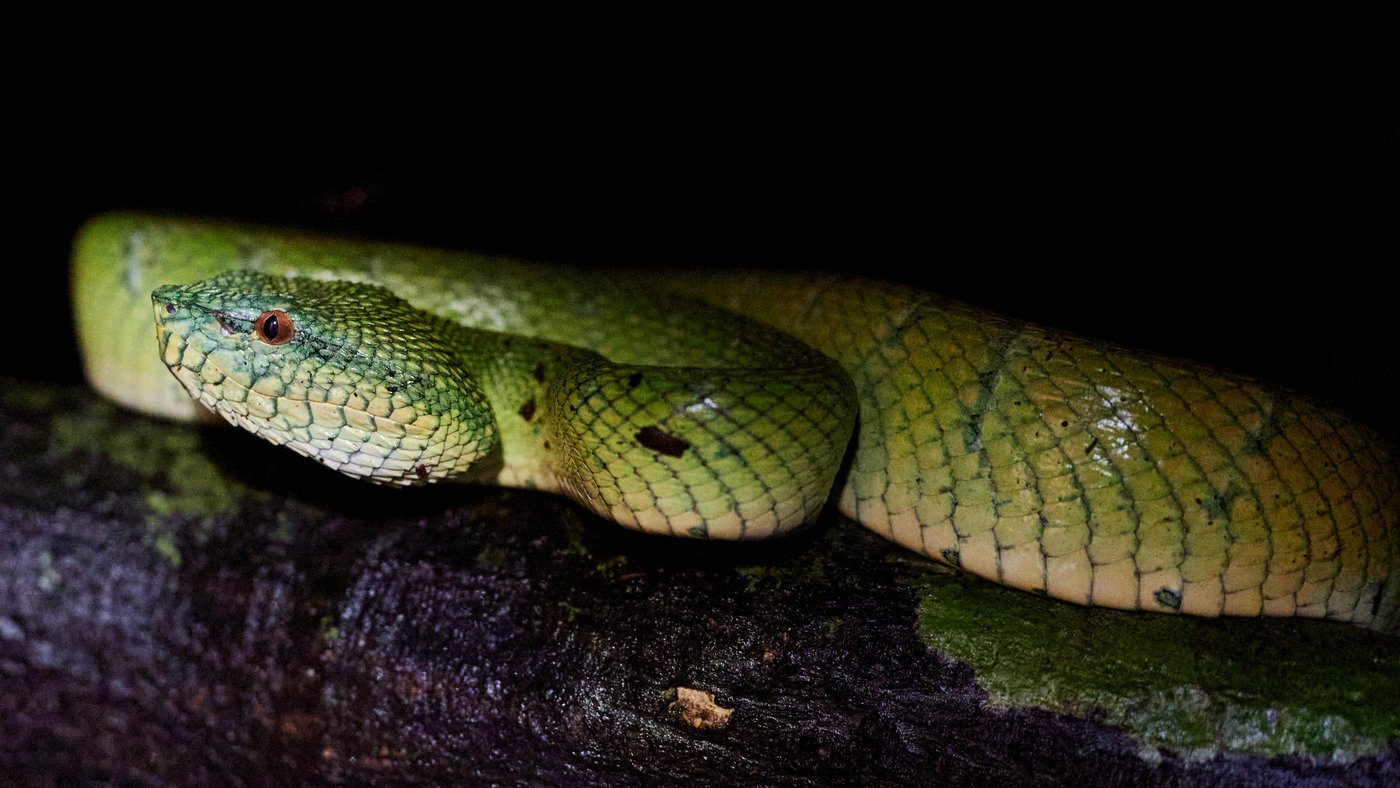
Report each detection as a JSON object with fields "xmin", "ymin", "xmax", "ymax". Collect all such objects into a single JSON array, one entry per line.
[{"xmin": 1, "ymin": 379, "xmax": 1396, "ymax": 786}]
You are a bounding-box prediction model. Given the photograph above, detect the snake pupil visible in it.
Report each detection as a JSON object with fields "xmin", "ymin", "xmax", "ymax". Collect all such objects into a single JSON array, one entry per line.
[{"xmin": 254, "ymin": 310, "xmax": 294, "ymax": 345}]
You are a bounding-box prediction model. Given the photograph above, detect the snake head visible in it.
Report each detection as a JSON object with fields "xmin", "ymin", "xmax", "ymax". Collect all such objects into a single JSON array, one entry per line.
[{"xmin": 151, "ymin": 271, "xmax": 498, "ymax": 486}]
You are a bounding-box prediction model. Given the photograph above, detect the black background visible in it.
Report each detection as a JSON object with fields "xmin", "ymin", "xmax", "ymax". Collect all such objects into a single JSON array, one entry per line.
[{"xmin": 9, "ymin": 17, "xmax": 1398, "ymax": 443}]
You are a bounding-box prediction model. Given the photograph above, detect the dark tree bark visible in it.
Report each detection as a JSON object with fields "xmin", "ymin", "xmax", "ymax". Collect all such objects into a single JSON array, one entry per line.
[{"xmin": 1, "ymin": 381, "xmax": 1396, "ymax": 787}]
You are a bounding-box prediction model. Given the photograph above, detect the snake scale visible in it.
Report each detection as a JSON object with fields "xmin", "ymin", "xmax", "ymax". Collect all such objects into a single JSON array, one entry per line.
[{"xmin": 70, "ymin": 214, "xmax": 1399, "ymax": 632}]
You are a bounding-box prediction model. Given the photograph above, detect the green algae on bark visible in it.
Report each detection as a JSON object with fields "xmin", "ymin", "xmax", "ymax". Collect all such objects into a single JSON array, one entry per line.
[
  {"xmin": 46, "ymin": 400, "xmax": 248, "ymax": 518},
  {"xmin": 914, "ymin": 568, "xmax": 1400, "ymax": 758},
  {"xmin": 11, "ymin": 383, "xmax": 283, "ymax": 569}
]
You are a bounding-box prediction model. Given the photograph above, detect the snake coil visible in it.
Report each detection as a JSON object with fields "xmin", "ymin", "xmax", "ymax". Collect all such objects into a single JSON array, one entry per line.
[{"xmin": 72, "ymin": 214, "xmax": 1400, "ymax": 631}]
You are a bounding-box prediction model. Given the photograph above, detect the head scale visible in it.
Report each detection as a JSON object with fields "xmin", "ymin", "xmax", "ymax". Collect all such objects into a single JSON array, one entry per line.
[{"xmin": 152, "ymin": 272, "xmax": 497, "ymax": 485}]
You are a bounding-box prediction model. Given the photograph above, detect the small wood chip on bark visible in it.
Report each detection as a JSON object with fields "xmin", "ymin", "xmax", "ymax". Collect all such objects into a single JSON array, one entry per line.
[{"xmin": 671, "ymin": 687, "xmax": 734, "ymax": 731}]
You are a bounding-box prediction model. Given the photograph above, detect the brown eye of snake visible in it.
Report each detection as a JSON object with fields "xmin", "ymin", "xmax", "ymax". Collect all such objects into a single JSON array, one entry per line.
[{"xmin": 253, "ymin": 310, "xmax": 295, "ymax": 345}]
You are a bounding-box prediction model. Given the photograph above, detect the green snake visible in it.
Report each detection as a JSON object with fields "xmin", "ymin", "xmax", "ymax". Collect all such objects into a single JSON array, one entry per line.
[{"xmin": 70, "ymin": 213, "xmax": 1400, "ymax": 632}]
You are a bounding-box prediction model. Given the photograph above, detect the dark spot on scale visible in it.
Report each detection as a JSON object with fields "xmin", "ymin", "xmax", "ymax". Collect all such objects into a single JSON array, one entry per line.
[
  {"xmin": 519, "ymin": 398, "xmax": 537, "ymax": 421},
  {"xmin": 543, "ymin": 440, "xmax": 551, "ymax": 450},
  {"xmin": 415, "ymin": 465, "xmax": 429, "ymax": 483},
  {"xmin": 627, "ymin": 372, "xmax": 644, "ymax": 390},
  {"xmin": 977, "ymin": 369, "xmax": 999, "ymax": 395},
  {"xmin": 637, "ymin": 426, "xmax": 689, "ymax": 458},
  {"xmin": 532, "ymin": 363, "xmax": 546, "ymax": 383},
  {"xmin": 1372, "ymin": 582, "xmax": 1386, "ymax": 616},
  {"xmin": 386, "ymin": 385, "xmax": 399, "ymax": 394},
  {"xmin": 940, "ymin": 547, "xmax": 960, "ymax": 566},
  {"xmin": 1153, "ymin": 587, "xmax": 1182, "ymax": 610},
  {"xmin": 1084, "ymin": 437, "xmax": 1098, "ymax": 454}
]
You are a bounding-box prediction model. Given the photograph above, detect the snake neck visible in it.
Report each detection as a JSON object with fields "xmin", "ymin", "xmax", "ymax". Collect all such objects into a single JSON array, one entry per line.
[
  {"xmin": 447, "ymin": 319, "xmax": 858, "ymax": 540},
  {"xmin": 452, "ymin": 324, "xmax": 862, "ymax": 543},
  {"xmin": 447, "ymin": 326, "xmax": 602, "ymax": 494}
]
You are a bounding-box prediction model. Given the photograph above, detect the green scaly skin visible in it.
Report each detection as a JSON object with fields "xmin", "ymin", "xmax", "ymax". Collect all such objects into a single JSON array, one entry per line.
[
  {"xmin": 72, "ymin": 214, "xmax": 1400, "ymax": 631},
  {"xmin": 152, "ymin": 272, "xmax": 854, "ymax": 538}
]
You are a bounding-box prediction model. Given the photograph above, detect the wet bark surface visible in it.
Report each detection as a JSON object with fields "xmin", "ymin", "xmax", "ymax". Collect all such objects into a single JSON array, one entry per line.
[{"xmin": 1, "ymin": 381, "xmax": 1397, "ymax": 786}]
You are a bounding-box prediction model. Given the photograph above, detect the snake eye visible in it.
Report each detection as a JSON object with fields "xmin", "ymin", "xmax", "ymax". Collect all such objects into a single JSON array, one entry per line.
[{"xmin": 253, "ymin": 310, "xmax": 295, "ymax": 345}]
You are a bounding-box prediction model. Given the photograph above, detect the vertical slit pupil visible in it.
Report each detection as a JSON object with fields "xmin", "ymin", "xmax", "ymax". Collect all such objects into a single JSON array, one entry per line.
[{"xmin": 255, "ymin": 310, "xmax": 293, "ymax": 344}]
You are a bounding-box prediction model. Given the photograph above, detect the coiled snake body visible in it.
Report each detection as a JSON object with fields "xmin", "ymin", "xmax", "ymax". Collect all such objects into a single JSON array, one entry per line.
[{"xmin": 71, "ymin": 214, "xmax": 1400, "ymax": 631}]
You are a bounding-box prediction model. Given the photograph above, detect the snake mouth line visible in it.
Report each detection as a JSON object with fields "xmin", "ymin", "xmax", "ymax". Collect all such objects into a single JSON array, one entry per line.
[{"xmin": 164, "ymin": 339, "xmax": 497, "ymax": 488}]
